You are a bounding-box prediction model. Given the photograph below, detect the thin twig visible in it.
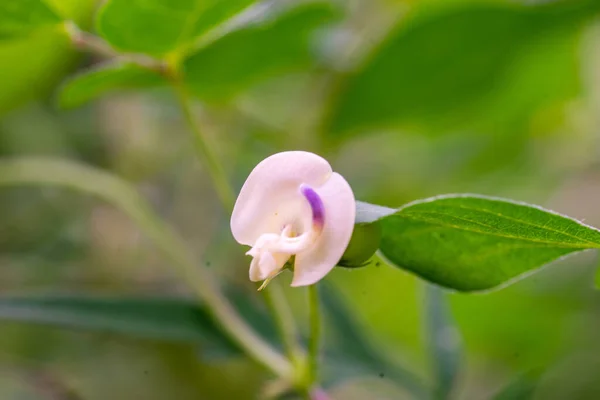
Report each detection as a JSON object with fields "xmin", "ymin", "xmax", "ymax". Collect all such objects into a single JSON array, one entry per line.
[
  {"xmin": 307, "ymin": 284, "xmax": 322, "ymax": 388},
  {"xmin": 63, "ymin": 21, "xmax": 168, "ymax": 75},
  {"xmin": 263, "ymin": 282, "xmax": 304, "ymax": 365},
  {"xmin": 172, "ymin": 82, "xmax": 236, "ymax": 210}
]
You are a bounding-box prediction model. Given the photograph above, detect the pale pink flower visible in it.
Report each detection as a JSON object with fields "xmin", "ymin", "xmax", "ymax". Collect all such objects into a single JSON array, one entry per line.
[{"xmin": 231, "ymin": 151, "xmax": 355, "ymax": 288}]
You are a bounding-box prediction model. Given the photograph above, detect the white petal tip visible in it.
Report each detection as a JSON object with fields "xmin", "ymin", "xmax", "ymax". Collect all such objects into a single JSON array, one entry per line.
[{"xmin": 290, "ymin": 275, "xmax": 321, "ymax": 287}]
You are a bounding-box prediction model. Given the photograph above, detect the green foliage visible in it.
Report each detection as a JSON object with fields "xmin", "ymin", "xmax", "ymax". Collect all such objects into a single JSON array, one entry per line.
[
  {"xmin": 0, "ymin": 294, "xmax": 235, "ymax": 350},
  {"xmin": 359, "ymin": 195, "xmax": 600, "ymax": 291},
  {"xmin": 0, "ymin": 157, "xmax": 169, "ymax": 235},
  {"xmin": 424, "ymin": 284, "xmax": 461, "ymax": 399},
  {"xmin": 57, "ymin": 62, "xmax": 166, "ymax": 108},
  {"xmin": 0, "ymin": 0, "xmax": 61, "ymax": 39},
  {"xmin": 96, "ymin": 0, "xmax": 256, "ymax": 56},
  {"xmin": 183, "ymin": 2, "xmax": 340, "ymax": 102},
  {"xmin": 187, "ymin": 0, "xmax": 256, "ymax": 41},
  {"xmin": 492, "ymin": 373, "xmax": 539, "ymax": 400},
  {"xmin": 320, "ymin": 284, "xmax": 427, "ymax": 398},
  {"xmin": 3, "ymin": 0, "xmax": 600, "ymax": 397},
  {"xmin": 0, "ymin": 0, "xmax": 95, "ymax": 113},
  {"xmin": 327, "ymin": 0, "xmax": 600, "ymax": 137},
  {"xmin": 0, "ymin": 157, "xmax": 285, "ymax": 366}
]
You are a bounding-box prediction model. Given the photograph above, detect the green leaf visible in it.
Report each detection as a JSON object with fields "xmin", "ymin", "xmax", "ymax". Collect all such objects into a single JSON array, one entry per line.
[
  {"xmin": 326, "ymin": 0, "xmax": 600, "ymax": 137},
  {"xmin": 57, "ymin": 62, "xmax": 166, "ymax": 108},
  {"xmin": 369, "ymin": 194, "xmax": 600, "ymax": 291},
  {"xmin": 492, "ymin": 373, "xmax": 539, "ymax": 400},
  {"xmin": 0, "ymin": 157, "xmax": 172, "ymax": 242},
  {"xmin": 424, "ymin": 284, "xmax": 462, "ymax": 399},
  {"xmin": 0, "ymin": 294, "xmax": 236, "ymax": 349},
  {"xmin": 0, "ymin": 157, "xmax": 288, "ymax": 371},
  {"xmin": 0, "ymin": 0, "xmax": 96, "ymax": 114},
  {"xmin": 188, "ymin": 0, "xmax": 255, "ymax": 41},
  {"xmin": 183, "ymin": 1, "xmax": 340, "ymax": 102},
  {"xmin": 0, "ymin": 0, "xmax": 61, "ymax": 39},
  {"xmin": 321, "ymin": 283, "xmax": 428, "ymax": 398},
  {"xmin": 96, "ymin": 0, "xmax": 256, "ymax": 56}
]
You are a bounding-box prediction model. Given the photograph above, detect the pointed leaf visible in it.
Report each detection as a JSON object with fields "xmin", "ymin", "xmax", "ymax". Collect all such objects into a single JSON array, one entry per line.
[
  {"xmin": 0, "ymin": 0, "xmax": 61, "ymax": 39},
  {"xmin": 367, "ymin": 195, "xmax": 600, "ymax": 291},
  {"xmin": 0, "ymin": 294, "xmax": 236, "ymax": 350},
  {"xmin": 183, "ymin": 1, "xmax": 340, "ymax": 102},
  {"xmin": 57, "ymin": 62, "xmax": 166, "ymax": 109},
  {"xmin": 96, "ymin": 0, "xmax": 256, "ymax": 56},
  {"xmin": 326, "ymin": 0, "xmax": 600, "ymax": 137}
]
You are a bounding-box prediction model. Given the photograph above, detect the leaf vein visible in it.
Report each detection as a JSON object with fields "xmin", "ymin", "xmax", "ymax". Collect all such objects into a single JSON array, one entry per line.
[
  {"xmin": 396, "ymin": 213, "xmax": 597, "ymax": 248},
  {"xmin": 435, "ymin": 203, "xmax": 600, "ymax": 247}
]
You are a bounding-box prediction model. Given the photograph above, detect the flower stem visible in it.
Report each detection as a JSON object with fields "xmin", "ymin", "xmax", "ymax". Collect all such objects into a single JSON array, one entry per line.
[
  {"xmin": 263, "ymin": 282, "xmax": 303, "ymax": 365},
  {"xmin": 307, "ymin": 284, "xmax": 322, "ymax": 387},
  {"xmin": 62, "ymin": 22, "xmax": 298, "ymax": 388},
  {"xmin": 173, "ymin": 83, "xmax": 236, "ymax": 210},
  {"xmin": 0, "ymin": 157, "xmax": 292, "ymax": 379},
  {"xmin": 167, "ymin": 85, "xmax": 295, "ymax": 376}
]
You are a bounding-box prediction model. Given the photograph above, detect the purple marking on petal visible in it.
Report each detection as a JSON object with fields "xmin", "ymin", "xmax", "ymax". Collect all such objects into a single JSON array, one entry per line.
[{"xmin": 299, "ymin": 184, "xmax": 325, "ymax": 230}]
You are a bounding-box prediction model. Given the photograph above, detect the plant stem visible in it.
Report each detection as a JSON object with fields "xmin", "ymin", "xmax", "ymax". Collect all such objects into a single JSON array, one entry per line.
[
  {"xmin": 169, "ymin": 76, "xmax": 305, "ymax": 384},
  {"xmin": 167, "ymin": 87, "xmax": 296, "ymax": 375},
  {"xmin": 155, "ymin": 226, "xmax": 293, "ymax": 378},
  {"xmin": 263, "ymin": 282, "xmax": 303, "ymax": 365},
  {"xmin": 173, "ymin": 83, "xmax": 235, "ymax": 210},
  {"xmin": 64, "ymin": 22, "xmax": 167, "ymax": 74},
  {"xmin": 62, "ymin": 22, "xmax": 301, "ymax": 388},
  {"xmin": 307, "ymin": 284, "xmax": 322, "ymax": 388},
  {"xmin": 0, "ymin": 158, "xmax": 293, "ymax": 379}
]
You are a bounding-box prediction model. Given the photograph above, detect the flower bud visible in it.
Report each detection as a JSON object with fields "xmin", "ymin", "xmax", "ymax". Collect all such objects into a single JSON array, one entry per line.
[{"xmin": 337, "ymin": 221, "xmax": 382, "ymax": 268}]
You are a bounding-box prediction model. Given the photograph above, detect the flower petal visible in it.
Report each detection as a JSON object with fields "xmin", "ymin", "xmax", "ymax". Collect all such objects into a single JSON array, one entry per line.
[
  {"xmin": 249, "ymin": 251, "xmax": 289, "ymax": 282},
  {"xmin": 231, "ymin": 151, "xmax": 332, "ymax": 246},
  {"xmin": 292, "ymin": 172, "xmax": 355, "ymax": 286}
]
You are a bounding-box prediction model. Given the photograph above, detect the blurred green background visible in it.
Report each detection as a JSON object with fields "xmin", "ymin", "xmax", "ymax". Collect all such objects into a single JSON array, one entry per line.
[{"xmin": 2, "ymin": 0, "xmax": 600, "ymax": 398}]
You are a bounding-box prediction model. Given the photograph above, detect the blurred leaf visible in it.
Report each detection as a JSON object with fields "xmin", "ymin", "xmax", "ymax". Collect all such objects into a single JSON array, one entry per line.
[
  {"xmin": 57, "ymin": 62, "xmax": 166, "ymax": 108},
  {"xmin": 0, "ymin": 187, "xmax": 86, "ymax": 262},
  {"xmin": 327, "ymin": 0, "xmax": 600, "ymax": 137},
  {"xmin": 0, "ymin": 0, "xmax": 96, "ymax": 113},
  {"xmin": 183, "ymin": 1, "xmax": 340, "ymax": 102},
  {"xmin": 0, "ymin": 157, "xmax": 172, "ymax": 243},
  {"xmin": 188, "ymin": 0, "xmax": 255, "ymax": 41},
  {"xmin": 0, "ymin": 294, "xmax": 237, "ymax": 351},
  {"xmin": 320, "ymin": 283, "xmax": 428, "ymax": 398},
  {"xmin": 96, "ymin": 0, "xmax": 256, "ymax": 56},
  {"xmin": 0, "ymin": 157, "xmax": 289, "ymax": 369},
  {"xmin": 226, "ymin": 286, "xmax": 279, "ymax": 349},
  {"xmin": 365, "ymin": 194, "xmax": 600, "ymax": 291},
  {"xmin": 424, "ymin": 284, "xmax": 461, "ymax": 399},
  {"xmin": 0, "ymin": 0, "xmax": 61, "ymax": 39},
  {"xmin": 0, "ymin": 288, "xmax": 281, "ymax": 364},
  {"xmin": 492, "ymin": 373, "xmax": 539, "ymax": 400}
]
